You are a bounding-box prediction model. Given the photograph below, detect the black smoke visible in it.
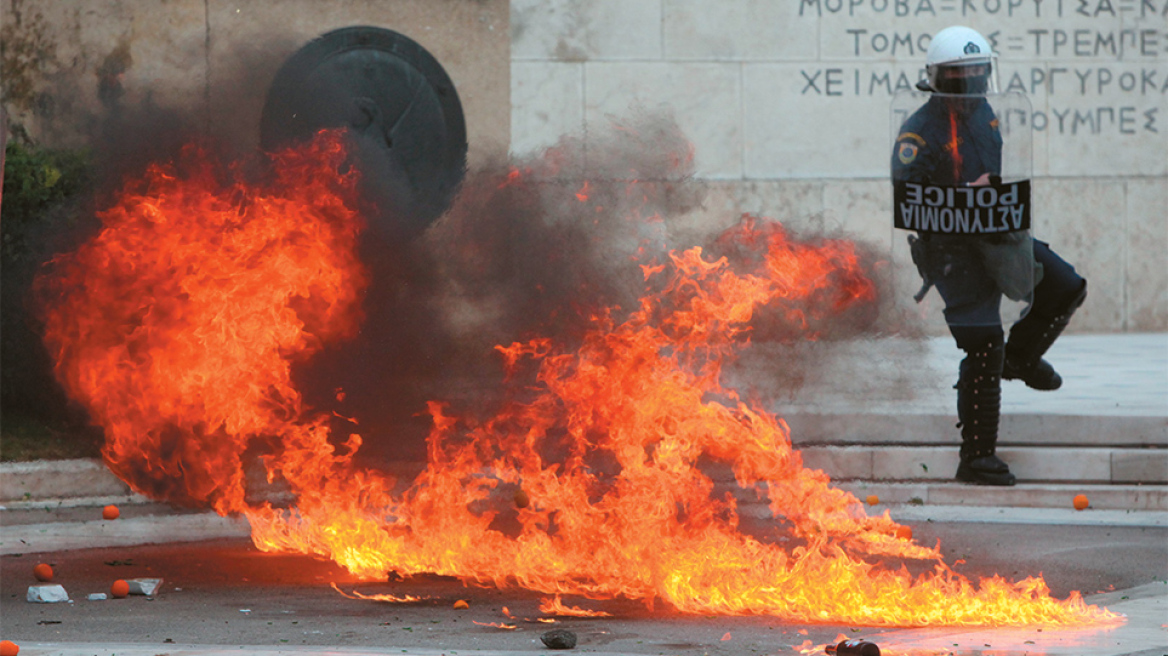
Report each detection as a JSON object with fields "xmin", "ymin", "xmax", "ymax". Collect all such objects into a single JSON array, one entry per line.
[
  {"xmin": 6, "ymin": 28, "xmax": 923, "ymax": 473},
  {"xmin": 295, "ymin": 114, "xmax": 709, "ymax": 465}
]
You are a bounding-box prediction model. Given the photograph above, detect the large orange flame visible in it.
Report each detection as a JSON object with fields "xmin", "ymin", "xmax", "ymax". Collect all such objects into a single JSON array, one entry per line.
[
  {"xmin": 37, "ymin": 130, "xmax": 368, "ymax": 514},
  {"xmin": 36, "ymin": 131, "xmax": 1119, "ymax": 628}
]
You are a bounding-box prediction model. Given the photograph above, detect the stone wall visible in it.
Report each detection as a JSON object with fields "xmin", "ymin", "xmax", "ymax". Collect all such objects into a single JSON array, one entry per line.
[
  {"xmin": 1, "ymin": 0, "xmax": 510, "ymax": 167},
  {"xmin": 3, "ymin": 1, "xmax": 1163, "ymax": 333},
  {"xmin": 511, "ymin": 0, "xmax": 1168, "ymax": 333}
]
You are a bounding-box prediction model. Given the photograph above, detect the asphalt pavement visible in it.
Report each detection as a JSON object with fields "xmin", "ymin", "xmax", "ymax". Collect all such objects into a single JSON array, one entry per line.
[{"xmin": 1, "ymin": 525, "xmax": 1165, "ymax": 656}]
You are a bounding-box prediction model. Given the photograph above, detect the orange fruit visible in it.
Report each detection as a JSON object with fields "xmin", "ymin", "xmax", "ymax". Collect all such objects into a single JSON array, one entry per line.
[
  {"xmin": 453, "ymin": 599, "xmax": 469, "ymax": 609},
  {"xmin": 513, "ymin": 489, "xmax": 530, "ymax": 509},
  {"xmin": 102, "ymin": 505, "xmax": 120, "ymax": 520},
  {"xmin": 0, "ymin": 639, "xmax": 20, "ymax": 656},
  {"xmin": 1073, "ymin": 494, "xmax": 1089, "ymax": 510},
  {"xmin": 110, "ymin": 579, "xmax": 130, "ymax": 598},
  {"xmin": 865, "ymin": 495, "xmax": 879, "ymax": 506},
  {"xmin": 895, "ymin": 525, "xmax": 913, "ymax": 541},
  {"xmin": 33, "ymin": 563, "xmax": 54, "ymax": 582}
]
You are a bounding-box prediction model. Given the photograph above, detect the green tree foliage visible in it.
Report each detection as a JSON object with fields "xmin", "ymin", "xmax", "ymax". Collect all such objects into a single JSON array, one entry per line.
[
  {"xmin": 2, "ymin": 140, "xmax": 92, "ymax": 262},
  {"xmin": 1, "ymin": 138, "xmax": 97, "ymax": 460}
]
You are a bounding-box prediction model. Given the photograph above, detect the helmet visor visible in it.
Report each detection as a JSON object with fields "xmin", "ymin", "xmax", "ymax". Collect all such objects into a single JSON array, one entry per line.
[{"xmin": 933, "ymin": 61, "xmax": 994, "ymax": 95}]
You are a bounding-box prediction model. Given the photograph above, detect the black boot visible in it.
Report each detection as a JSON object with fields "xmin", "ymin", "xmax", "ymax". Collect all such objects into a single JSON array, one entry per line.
[
  {"xmin": 954, "ymin": 338, "xmax": 1016, "ymax": 486},
  {"xmin": 1004, "ymin": 282, "xmax": 1087, "ymax": 391}
]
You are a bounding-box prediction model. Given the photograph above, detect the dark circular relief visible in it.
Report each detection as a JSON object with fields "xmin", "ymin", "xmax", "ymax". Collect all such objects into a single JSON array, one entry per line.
[{"xmin": 260, "ymin": 26, "xmax": 468, "ymax": 236}]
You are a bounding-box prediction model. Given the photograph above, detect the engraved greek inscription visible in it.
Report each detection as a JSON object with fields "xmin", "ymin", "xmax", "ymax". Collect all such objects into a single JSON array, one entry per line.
[
  {"xmin": 800, "ymin": 0, "xmax": 1167, "ymax": 16},
  {"xmin": 801, "ymin": 70, "xmax": 823, "ymax": 94},
  {"xmin": 1025, "ymin": 29, "xmax": 1164, "ymax": 57},
  {"xmin": 799, "ymin": 0, "xmax": 946, "ymax": 15},
  {"xmin": 847, "ymin": 30, "xmax": 931, "ymax": 56}
]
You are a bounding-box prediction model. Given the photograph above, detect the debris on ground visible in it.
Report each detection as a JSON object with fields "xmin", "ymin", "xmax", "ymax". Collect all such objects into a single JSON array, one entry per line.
[
  {"xmin": 126, "ymin": 577, "xmax": 163, "ymax": 595},
  {"xmin": 27, "ymin": 584, "xmax": 70, "ymax": 603},
  {"xmin": 541, "ymin": 628, "xmax": 578, "ymax": 650}
]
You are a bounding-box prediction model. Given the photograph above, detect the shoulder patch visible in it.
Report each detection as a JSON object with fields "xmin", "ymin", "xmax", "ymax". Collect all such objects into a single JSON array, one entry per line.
[
  {"xmin": 897, "ymin": 132, "xmax": 927, "ymax": 146},
  {"xmin": 990, "ymin": 118, "xmax": 1000, "ymax": 130},
  {"xmin": 897, "ymin": 142, "xmax": 919, "ymax": 165}
]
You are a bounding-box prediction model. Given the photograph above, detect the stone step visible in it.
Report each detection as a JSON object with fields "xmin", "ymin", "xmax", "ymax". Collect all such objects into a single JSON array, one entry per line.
[
  {"xmin": 796, "ymin": 445, "xmax": 1167, "ymax": 484},
  {"xmin": 0, "ymin": 459, "xmax": 134, "ymax": 503},
  {"xmin": 0, "ymin": 510, "xmax": 250, "ymax": 556},
  {"xmin": 783, "ymin": 412, "xmax": 1168, "ymax": 447},
  {"xmin": 5, "ymin": 454, "xmax": 1165, "ymax": 517},
  {"xmin": 834, "ymin": 481, "xmax": 1168, "ymax": 512},
  {"xmin": 722, "ymin": 481, "xmax": 1168, "ymax": 513}
]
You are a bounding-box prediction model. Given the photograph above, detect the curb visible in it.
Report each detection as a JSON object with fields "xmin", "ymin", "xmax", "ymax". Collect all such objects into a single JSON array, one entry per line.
[
  {"xmin": 784, "ymin": 412, "xmax": 1168, "ymax": 447},
  {"xmin": 0, "ymin": 512, "xmax": 251, "ymax": 556},
  {"xmin": 1, "ymin": 459, "xmax": 132, "ymax": 502},
  {"xmin": 0, "ymin": 646, "xmax": 644, "ymax": 656}
]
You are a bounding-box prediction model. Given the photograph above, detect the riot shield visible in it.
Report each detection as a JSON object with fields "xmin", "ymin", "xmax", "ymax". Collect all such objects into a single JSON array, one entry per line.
[{"xmin": 890, "ymin": 90, "xmax": 1035, "ymax": 327}]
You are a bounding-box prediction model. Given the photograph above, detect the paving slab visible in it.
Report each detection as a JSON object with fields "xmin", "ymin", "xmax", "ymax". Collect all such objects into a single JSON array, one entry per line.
[{"xmin": 747, "ymin": 333, "xmax": 1168, "ymax": 419}]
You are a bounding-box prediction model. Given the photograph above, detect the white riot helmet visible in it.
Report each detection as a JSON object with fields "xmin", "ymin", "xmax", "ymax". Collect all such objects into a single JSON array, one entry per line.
[{"xmin": 925, "ymin": 26, "xmax": 998, "ymax": 95}]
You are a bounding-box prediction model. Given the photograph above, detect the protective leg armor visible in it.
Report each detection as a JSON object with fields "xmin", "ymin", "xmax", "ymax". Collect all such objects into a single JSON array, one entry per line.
[
  {"xmin": 1003, "ymin": 281, "xmax": 1087, "ymax": 391},
  {"xmin": 954, "ymin": 338, "xmax": 1016, "ymax": 486}
]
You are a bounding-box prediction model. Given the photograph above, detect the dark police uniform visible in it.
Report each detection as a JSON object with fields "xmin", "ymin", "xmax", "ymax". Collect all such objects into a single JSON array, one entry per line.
[
  {"xmin": 892, "ymin": 94, "xmax": 1087, "ymax": 485},
  {"xmin": 894, "ymin": 95, "xmax": 1001, "ymax": 187},
  {"xmin": 892, "ymin": 96, "xmax": 1085, "ymax": 353},
  {"xmin": 894, "ymin": 96, "xmax": 1010, "ymax": 342}
]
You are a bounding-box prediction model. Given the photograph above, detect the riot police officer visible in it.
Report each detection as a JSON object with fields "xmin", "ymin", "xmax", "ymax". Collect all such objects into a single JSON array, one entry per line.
[{"xmin": 892, "ymin": 26, "xmax": 1088, "ymax": 486}]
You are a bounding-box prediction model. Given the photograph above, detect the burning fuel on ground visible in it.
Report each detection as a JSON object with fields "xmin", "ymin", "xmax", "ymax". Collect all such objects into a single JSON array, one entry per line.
[{"xmin": 33, "ymin": 117, "xmax": 1121, "ymax": 628}]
